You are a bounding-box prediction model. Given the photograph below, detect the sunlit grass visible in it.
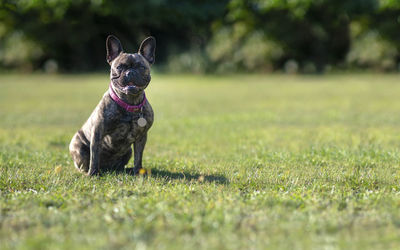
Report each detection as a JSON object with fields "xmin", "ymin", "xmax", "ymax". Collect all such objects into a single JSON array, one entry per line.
[{"xmin": 1, "ymin": 73, "xmax": 400, "ymax": 249}]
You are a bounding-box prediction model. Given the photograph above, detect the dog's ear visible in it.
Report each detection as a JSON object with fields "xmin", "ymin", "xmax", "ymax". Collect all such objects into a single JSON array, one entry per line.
[
  {"xmin": 106, "ymin": 35, "xmax": 123, "ymax": 64},
  {"xmin": 138, "ymin": 36, "xmax": 156, "ymax": 65}
]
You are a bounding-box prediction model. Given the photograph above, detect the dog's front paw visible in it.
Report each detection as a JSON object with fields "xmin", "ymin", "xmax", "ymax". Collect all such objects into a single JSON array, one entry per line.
[{"xmin": 87, "ymin": 167, "xmax": 99, "ymax": 176}]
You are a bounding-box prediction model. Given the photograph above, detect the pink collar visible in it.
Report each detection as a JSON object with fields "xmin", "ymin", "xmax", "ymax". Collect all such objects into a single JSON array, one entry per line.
[{"xmin": 109, "ymin": 83, "xmax": 147, "ymax": 112}]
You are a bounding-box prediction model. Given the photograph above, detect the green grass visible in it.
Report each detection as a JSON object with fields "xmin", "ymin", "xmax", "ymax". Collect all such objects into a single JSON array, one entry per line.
[{"xmin": 1, "ymin": 73, "xmax": 400, "ymax": 249}]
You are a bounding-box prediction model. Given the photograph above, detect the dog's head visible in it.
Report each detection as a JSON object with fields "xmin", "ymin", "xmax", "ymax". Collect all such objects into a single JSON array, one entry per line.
[{"xmin": 106, "ymin": 35, "xmax": 156, "ymax": 96}]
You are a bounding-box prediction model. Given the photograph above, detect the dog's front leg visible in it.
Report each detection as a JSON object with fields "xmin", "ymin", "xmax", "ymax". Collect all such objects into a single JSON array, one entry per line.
[
  {"xmin": 88, "ymin": 124, "xmax": 104, "ymax": 176},
  {"xmin": 133, "ymin": 133, "xmax": 147, "ymax": 174}
]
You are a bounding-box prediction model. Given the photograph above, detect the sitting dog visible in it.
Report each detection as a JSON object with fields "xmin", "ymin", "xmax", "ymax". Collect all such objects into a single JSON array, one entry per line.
[{"xmin": 69, "ymin": 35, "xmax": 156, "ymax": 176}]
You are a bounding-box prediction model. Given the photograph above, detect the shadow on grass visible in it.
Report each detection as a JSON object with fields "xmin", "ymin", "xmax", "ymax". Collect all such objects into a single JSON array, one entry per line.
[
  {"xmin": 149, "ymin": 169, "xmax": 229, "ymax": 184},
  {"xmin": 103, "ymin": 168, "xmax": 229, "ymax": 184}
]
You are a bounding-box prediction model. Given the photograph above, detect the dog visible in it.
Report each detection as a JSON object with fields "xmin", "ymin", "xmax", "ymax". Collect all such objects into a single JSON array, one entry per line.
[{"xmin": 69, "ymin": 35, "xmax": 156, "ymax": 176}]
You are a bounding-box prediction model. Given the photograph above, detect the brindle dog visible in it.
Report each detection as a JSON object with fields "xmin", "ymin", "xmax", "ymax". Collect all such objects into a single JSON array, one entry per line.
[{"xmin": 69, "ymin": 35, "xmax": 156, "ymax": 176}]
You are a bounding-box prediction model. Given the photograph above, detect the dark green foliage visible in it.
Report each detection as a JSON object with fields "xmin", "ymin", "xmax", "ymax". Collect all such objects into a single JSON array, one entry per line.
[
  {"xmin": 1, "ymin": 0, "xmax": 400, "ymax": 72},
  {"xmin": 0, "ymin": 0, "xmax": 228, "ymax": 71},
  {"xmin": 213, "ymin": 0, "xmax": 380, "ymax": 72}
]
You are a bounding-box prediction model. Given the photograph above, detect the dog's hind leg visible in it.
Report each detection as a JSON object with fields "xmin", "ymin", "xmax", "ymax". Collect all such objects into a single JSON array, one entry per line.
[{"xmin": 69, "ymin": 131, "xmax": 90, "ymax": 173}]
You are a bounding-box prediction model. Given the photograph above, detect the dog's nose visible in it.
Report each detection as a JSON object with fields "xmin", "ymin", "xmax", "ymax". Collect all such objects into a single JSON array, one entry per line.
[{"xmin": 125, "ymin": 70, "xmax": 134, "ymax": 78}]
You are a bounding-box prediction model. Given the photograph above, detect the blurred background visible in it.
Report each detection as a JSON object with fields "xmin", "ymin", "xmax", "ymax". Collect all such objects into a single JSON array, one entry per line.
[{"xmin": 1, "ymin": 0, "xmax": 400, "ymax": 74}]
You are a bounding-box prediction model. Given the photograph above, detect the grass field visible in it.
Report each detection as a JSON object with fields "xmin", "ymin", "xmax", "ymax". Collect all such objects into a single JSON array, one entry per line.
[{"xmin": 1, "ymin": 73, "xmax": 400, "ymax": 249}]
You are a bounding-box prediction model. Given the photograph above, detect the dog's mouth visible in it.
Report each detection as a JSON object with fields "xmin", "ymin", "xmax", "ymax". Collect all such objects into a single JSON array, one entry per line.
[
  {"xmin": 111, "ymin": 76, "xmax": 150, "ymax": 95},
  {"xmin": 121, "ymin": 82, "xmax": 148, "ymax": 95},
  {"xmin": 122, "ymin": 83, "xmax": 139, "ymax": 92}
]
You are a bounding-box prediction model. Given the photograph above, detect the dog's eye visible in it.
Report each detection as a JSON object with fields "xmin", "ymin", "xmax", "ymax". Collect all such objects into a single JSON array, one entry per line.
[{"xmin": 116, "ymin": 65, "xmax": 125, "ymax": 71}]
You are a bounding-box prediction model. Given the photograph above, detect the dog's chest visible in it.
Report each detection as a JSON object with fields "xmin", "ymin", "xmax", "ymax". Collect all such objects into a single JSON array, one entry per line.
[{"xmin": 104, "ymin": 114, "xmax": 148, "ymax": 146}]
